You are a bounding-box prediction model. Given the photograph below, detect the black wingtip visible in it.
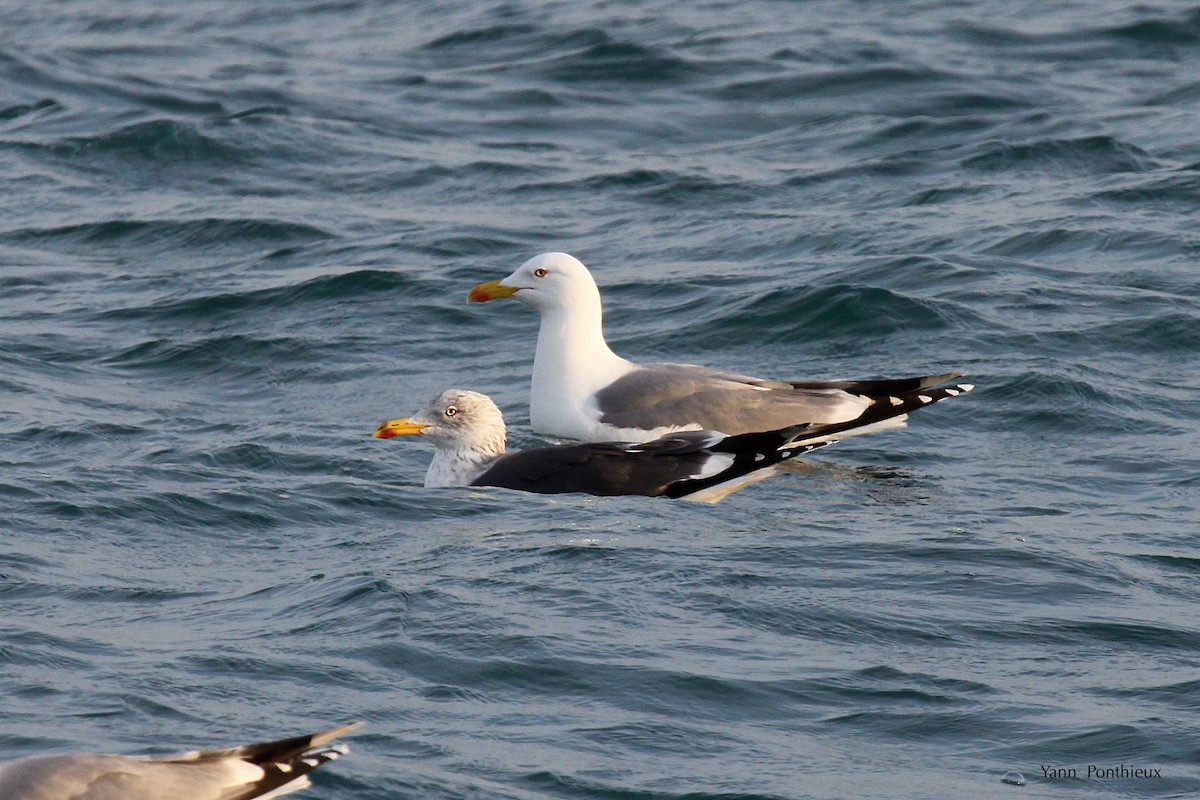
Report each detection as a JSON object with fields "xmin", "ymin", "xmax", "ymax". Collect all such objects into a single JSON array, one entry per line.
[
  {"xmin": 665, "ymin": 427, "xmax": 832, "ymax": 499},
  {"xmin": 787, "ymin": 371, "xmax": 967, "ymax": 394},
  {"xmin": 231, "ymin": 722, "xmax": 362, "ymax": 766},
  {"xmin": 223, "ymin": 723, "xmax": 361, "ymax": 800},
  {"xmin": 784, "ymin": 382, "xmax": 974, "ymax": 445}
]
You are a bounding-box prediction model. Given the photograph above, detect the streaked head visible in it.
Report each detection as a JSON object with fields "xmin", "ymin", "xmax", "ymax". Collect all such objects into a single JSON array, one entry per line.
[
  {"xmin": 374, "ymin": 389, "xmax": 507, "ymax": 455},
  {"xmin": 468, "ymin": 252, "xmax": 600, "ymax": 314}
]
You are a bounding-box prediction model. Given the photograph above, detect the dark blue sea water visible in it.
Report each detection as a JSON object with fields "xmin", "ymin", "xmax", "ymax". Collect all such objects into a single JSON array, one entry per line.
[{"xmin": 3, "ymin": 1, "xmax": 1199, "ymax": 798}]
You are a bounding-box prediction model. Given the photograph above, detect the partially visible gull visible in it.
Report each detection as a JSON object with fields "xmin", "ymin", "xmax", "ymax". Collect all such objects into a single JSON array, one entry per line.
[
  {"xmin": 0, "ymin": 722, "xmax": 359, "ymax": 800},
  {"xmin": 373, "ymin": 389, "xmax": 831, "ymax": 502},
  {"xmin": 468, "ymin": 252, "xmax": 972, "ymax": 444}
]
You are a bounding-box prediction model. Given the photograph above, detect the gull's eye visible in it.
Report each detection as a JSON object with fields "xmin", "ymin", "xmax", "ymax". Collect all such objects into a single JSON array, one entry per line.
[
  {"xmin": 532, "ymin": 267, "xmax": 548, "ymax": 278},
  {"xmin": 444, "ymin": 406, "xmax": 458, "ymax": 417}
]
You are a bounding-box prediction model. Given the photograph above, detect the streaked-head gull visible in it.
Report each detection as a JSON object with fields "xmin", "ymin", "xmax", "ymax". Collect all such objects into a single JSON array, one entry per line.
[
  {"xmin": 373, "ymin": 389, "xmax": 832, "ymax": 502},
  {"xmin": 468, "ymin": 252, "xmax": 973, "ymax": 444},
  {"xmin": 0, "ymin": 722, "xmax": 359, "ymax": 800}
]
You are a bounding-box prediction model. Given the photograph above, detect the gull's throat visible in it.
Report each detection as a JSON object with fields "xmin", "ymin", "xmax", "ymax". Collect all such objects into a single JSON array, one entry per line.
[{"xmin": 530, "ymin": 305, "xmax": 631, "ymax": 439}]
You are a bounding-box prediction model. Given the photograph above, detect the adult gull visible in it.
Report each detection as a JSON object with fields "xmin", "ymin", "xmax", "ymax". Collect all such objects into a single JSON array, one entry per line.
[
  {"xmin": 374, "ymin": 389, "xmax": 832, "ymax": 502},
  {"xmin": 0, "ymin": 722, "xmax": 359, "ymax": 800},
  {"xmin": 468, "ymin": 252, "xmax": 972, "ymax": 444}
]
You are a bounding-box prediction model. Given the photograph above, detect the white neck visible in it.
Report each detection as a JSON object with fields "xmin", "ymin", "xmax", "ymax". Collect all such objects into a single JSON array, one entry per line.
[
  {"xmin": 529, "ymin": 299, "xmax": 631, "ymax": 437},
  {"xmin": 425, "ymin": 438, "xmax": 505, "ymax": 487}
]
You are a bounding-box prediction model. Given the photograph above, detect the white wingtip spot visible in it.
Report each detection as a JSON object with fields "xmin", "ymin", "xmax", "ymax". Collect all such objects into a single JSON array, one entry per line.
[
  {"xmin": 959, "ymin": 383, "xmax": 975, "ymax": 392},
  {"xmin": 301, "ymin": 757, "xmax": 321, "ymax": 767},
  {"xmin": 944, "ymin": 388, "xmax": 959, "ymax": 396},
  {"xmin": 754, "ymin": 453, "xmax": 766, "ymax": 462},
  {"xmin": 889, "ymin": 396, "xmax": 903, "ymax": 406},
  {"xmin": 918, "ymin": 394, "xmax": 933, "ymax": 403},
  {"xmin": 277, "ymin": 763, "xmax": 293, "ymax": 773}
]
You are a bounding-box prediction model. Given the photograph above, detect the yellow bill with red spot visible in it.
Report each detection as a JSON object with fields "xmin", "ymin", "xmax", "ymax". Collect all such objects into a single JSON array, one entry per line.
[
  {"xmin": 373, "ymin": 418, "xmax": 429, "ymax": 439},
  {"xmin": 468, "ymin": 279, "xmax": 520, "ymax": 303}
]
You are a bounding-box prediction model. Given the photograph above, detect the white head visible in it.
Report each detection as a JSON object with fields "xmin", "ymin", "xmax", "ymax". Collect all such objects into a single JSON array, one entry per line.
[
  {"xmin": 467, "ymin": 252, "xmax": 601, "ymax": 316},
  {"xmin": 374, "ymin": 389, "xmax": 507, "ymax": 458}
]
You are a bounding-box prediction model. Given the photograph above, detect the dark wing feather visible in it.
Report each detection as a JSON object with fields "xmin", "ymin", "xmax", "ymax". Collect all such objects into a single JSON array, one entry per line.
[
  {"xmin": 471, "ymin": 443, "xmax": 705, "ymax": 496},
  {"xmin": 787, "ymin": 383, "xmax": 972, "ymax": 444},
  {"xmin": 471, "ymin": 425, "xmax": 826, "ymax": 499},
  {"xmin": 187, "ymin": 723, "xmax": 358, "ymax": 800},
  {"xmin": 662, "ymin": 428, "xmax": 828, "ymax": 499},
  {"xmin": 784, "ymin": 371, "xmax": 963, "ymax": 394}
]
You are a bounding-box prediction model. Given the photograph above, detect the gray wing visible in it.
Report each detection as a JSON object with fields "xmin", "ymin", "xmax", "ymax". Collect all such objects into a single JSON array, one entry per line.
[
  {"xmin": 0, "ymin": 754, "xmax": 254, "ymax": 800},
  {"xmin": 0, "ymin": 723, "xmax": 357, "ymax": 800},
  {"xmin": 594, "ymin": 363, "xmax": 865, "ymax": 435},
  {"xmin": 631, "ymin": 364, "xmax": 962, "ymax": 393},
  {"xmin": 594, "ymin": 364, "xmax": 967, "ymax": 436}
]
